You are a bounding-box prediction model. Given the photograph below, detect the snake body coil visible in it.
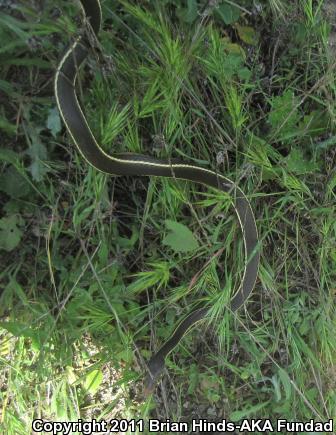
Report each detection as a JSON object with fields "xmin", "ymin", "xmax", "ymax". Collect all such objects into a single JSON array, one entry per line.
[{"xmin": 55, "ymin": 0, "xmax": 260, "ymax": 394}]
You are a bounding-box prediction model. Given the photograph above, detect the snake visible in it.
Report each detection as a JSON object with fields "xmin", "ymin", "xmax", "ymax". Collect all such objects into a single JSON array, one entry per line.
[{"xmin": 54, "ymin": 0, "xmax": 260, "ymax": 395}]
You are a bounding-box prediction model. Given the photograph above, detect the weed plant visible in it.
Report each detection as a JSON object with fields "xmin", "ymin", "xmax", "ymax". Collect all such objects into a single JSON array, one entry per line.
[{"xmin": 0, "ymin": 0, "xmax": 335, "ymax": 432}]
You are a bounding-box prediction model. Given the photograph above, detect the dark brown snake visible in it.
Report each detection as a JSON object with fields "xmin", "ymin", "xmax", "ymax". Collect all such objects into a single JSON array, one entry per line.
[{"xmin": 54, "ymin": 0, "xmax": 260, "ymax": 395}]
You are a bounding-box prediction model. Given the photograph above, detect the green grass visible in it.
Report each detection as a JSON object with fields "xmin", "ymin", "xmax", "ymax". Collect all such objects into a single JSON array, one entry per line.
[{"xmin": 0, "ymin": 0, "xmax": 336, "ymax": 433}]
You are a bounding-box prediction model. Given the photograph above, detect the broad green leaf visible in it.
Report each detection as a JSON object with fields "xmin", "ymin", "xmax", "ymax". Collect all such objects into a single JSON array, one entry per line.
[
  {"xmin": 222, "ymin": 53, "xmax": 245, "ymax": 79},
  {"xmin": 178, "ymin": 0, "xmax": 198, "ymax": 23},
  {"xmin": 261, "ymin": 167, "xmax": 278, "ymax": 181},
  {"xmin": 0, "ymin": 166, "xmax": 31, "ymax": 198},
  {"xmin": 284, "ymin": 148, "xmax": 319, "ymax": 174},
  {"xmin": 216, "ymin": 4, "xmax": 240, "ymax": 25},
  {"xmin": 0, "ymin": 321, "xmax": 47, "ymax": 346},
  {"xmin": 0, "ymin": 321, "xmax": 31, "ymax": 337},
  {"xmin": 27, "ymin": 140, "xmax": 48, "ymax": 182},
  {"xmin": 27, "ymin": 139, "xmax": 47, "ymax": 160},
  {"xmin": 162, "ymin": 219, "xmax": 199, "ymax": 253},
  {"xmin": 117, "ymin": 348, "xmax": 133, "ymax": 363},
  {"xmin": 83, "ymin": 369, "xmax": 103, "ymax": 395},
  {"xmin": 0, "ymin": 215, "xmax": 23, "ymax": 251},
  {"xmin": 237, "ymin": 67, "xmax": 252, "ymax": 81},
  {"xmin": 298, "ymin": 110, "xmax": 329, "ymax": 137},
  {"xmin": 0, "ymin": 148, "xmax": 19, "ymax": 165},
  {"xmin": 29, "ymin": 160, "xmax": 48, "ymax": 182},
  {"xmin": 187, "ymin": 364, "xmax": 199, "ymax": 395},
  {"xmin": 278, "ymin": 368, "xmax": 292, "ymax": 401},
  {"xmin": 0, "ymin": 115, "xmax": 16, "ymax": 135},
  {"xmin": 268, "ymin": 90, "xmax": 300, "ymax": 137},
  {"xmin": 224, "ymin": 41, "xmax": 246, "ymax": 58},
  {"xmin": 236, "ymin": 24, "xmax": 259, "ymax": 46},
  {"xmin": 47, "ymin": 107, "xmax": 61, "ymax": 138}
]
